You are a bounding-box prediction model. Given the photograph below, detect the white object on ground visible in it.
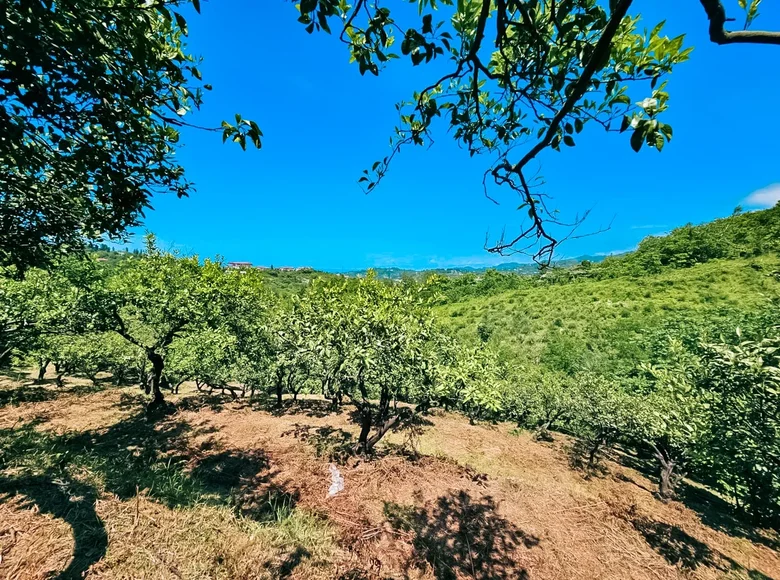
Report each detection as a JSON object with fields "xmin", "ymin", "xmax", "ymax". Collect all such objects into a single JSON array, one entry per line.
[{"xmin": 328, "ymin": 463, "xmax": 344, "ymax": 497}]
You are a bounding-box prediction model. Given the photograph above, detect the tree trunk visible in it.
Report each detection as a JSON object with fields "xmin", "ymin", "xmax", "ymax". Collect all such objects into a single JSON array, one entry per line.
[
  {"xmin": 275, "ymin": 371, "xmax": 284, "ymax": 407},
  {"xmin": 354, "ymin": 401, "xmax": 373, "ymax": 455},
  {"xmin": 137, "ymin": 360, "xmax": 148, "ymax": 391},
  {"xmin": 37, "ymin": 360, "xmax": 49, "ymax": 382},
  {"xmin": 650, "ymin": 443, "xmax": 678, "ymax": 499},
  {"xmin": 0, "ymin": 346, "xmax": 13, "ymax": 367},
  {"xmin": 658, "ymin": 460, "xmax": 676, "ymax": 499},
  {"xmin": 588, "ymin": 436, "xmax": 605, "ymax": 468},
  {"xmin": 365, "ymin": 414, "xmax": 401, "ymax": 453},
  {"xmin": 535, "ymin": 420, "xmax": 554, "ymax": 441},
  {"xmin": 147, "ymin": 350, "xmax": 165, "ymax": 410}
]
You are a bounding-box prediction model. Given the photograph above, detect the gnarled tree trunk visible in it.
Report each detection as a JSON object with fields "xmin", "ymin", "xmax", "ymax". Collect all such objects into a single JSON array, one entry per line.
[
  {"xmin": 650, "ymin": 442, "xmax": 679, "ymax": 499},
  {"xmin": 147, "ymin": 350, "xmax": 165, "ymax": 410}
]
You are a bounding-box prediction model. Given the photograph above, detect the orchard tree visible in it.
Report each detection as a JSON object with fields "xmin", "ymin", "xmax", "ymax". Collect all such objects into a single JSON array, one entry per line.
[
  {"xmin": 298, "ymin": 0, "xmax": 778, "ymax": 261},
  {"xmin": 297, "ymin": 274, "xmax": 446, "ymax": 454},
  {"xmin": 219, "ymin": 268, "xmax": 277, "ymax": 398},
  {"xmin": 166, "ymin": 328, "xmax": 239, "ymax": 395},
  {"xmin": 0, "ymin": 257, "xmax": 100, "ymax": 367},
  {"xmin": 0, "ymin": 0, "xmax": 261, "ymax": 271},
  {"xmin": 698, "ymin": 334, "xmax": 780, "ymax": 526},
  {"xmin": 446, "ymin": 346, "xmax": 507, "ymax": 423},
  {"xmin": 634, "ymin": 338, "xmax": 707, "ymax": 499},
  {"xmin": 569, "ymin": 373, "xmax": 636, "ymax": 469},
  {"xmin": 101, "ymin": 235, "xmax": 226, "ymax": 408}
]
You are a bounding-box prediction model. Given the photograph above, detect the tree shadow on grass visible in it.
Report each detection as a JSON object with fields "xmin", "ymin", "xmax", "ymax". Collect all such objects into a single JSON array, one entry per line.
[
  {"xmin": 632, "ymin": 517, "xmax": 774, "ymax": 579},
  {"xmin": 268, "ymin": 545, "xmax": 312, "ymax": 579},
  {"xmin": 0, "ymin": 384, "xmax": 59, "ymax": 407},
  {"xmin": 632, "ymin": 516, "xmax": 717, "ymax": 570},
  {"xmin": 0, "ymin": 475, "xmax": 108, "ymax": 580},
  {"xmin": 676, "ymin": 481, "xmax": 780, "ymax": 552},
  {"xmin": 267, "ymin": 397, "xmax": 343, "ymax": 419},
  {"xmin": 384, "ymin": 490, "xmax": 537, "ymax": 580},
  {"xmin": 0, "ymin": 403, "xmax": 303, "ymax": 577},
  {"xmin": 282, "ymin": 423, "xmax": 355, "ymax": 463},
  {"xmin": 608, "ymin": 442, "xmax": 780, "ymax": 552}
]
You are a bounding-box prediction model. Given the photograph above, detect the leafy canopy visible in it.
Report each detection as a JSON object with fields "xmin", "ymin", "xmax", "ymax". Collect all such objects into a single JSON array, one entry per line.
[
  {"xmin": 298, "ymin": 0, "xmax": 778, "ymax": 261},
  {"xmin": 0, "ymin": 0, "xmax": 260, "ymax": 271}
]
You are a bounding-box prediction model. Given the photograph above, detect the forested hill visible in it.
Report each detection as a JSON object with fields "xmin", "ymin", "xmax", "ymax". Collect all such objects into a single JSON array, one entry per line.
[
  {"xmin": 433, "ymin": 204, "xmax": 780, "ymax": 370},
  {"xmin": 593, "ymin": 204, "xmax": 780, "ymax": 278},
  {"xmin": 431, "ymin": 204, "xmax": 780, "ymax": 302}
]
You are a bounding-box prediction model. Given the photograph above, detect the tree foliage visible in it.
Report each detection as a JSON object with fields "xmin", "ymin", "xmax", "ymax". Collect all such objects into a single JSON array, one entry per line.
[
  {"xmin": 698, "ymin": 334, "xmax": 780, "ymax": 526},
  {"xmin": 295, "ymin": 0, "xmax": 780, "ymax": 260},
  {"xmin": 0, "ymin": 0, "xmax": 261, "ymax": 271}
]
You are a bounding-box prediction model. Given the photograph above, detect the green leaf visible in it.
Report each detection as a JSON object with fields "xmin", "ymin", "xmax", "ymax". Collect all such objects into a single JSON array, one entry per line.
[
  {"xmin": 630, "ymin": 127, "xmax": 644, "ymax": 152},
  {"xmin": 173, "ymin": 12, "xmax": 188, "ymax": 34},
  {"xmin": 655, "ymin": 132, "xmax": 665, "ymax": 151}
]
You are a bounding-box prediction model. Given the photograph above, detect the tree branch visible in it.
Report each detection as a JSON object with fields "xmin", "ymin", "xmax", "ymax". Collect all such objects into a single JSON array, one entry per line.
[
  {"xmin": 699, "ymin": 0, "xmax": 780, "ymax": 45},
  {"xmin": 511, "ymin": 0, "xmax": 634, "ymax": 174}
]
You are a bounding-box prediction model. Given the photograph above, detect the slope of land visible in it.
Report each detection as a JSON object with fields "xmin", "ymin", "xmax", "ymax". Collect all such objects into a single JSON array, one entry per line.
[
  {"xmin": 1, "ymin": 374, "xmax": 778, "ymax": 580},
  {"xmin": 433, "ymin": 255, "xmax": 780, "ymax": 371}
]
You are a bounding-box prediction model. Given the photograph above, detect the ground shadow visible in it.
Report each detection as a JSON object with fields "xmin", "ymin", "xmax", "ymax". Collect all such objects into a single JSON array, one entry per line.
[
  {"xmin": 0, "ymin": 398, "xmax": 305, "ymax": 577},
  {"xmin": 633, "ymin": 516, "xmax": 716, "ymax": 570},
  {"xmin": 0, "ymin": 475, "xmax": 108, "ymax": 580},
  {"xmin": 568, "ymin": 438, "xmax": 610, "ymax": 478},
  {"xmin": 267, "ymin": 397, "xmax": 344, "ymax": 419},
  {"xmin": 0, "ymin": 384, "xmax": 59, "ymax": 407},
  {"xmin": 676, "ymin": 481, "xmax": 780, "ymax": 552},
  {"xmin": 632, "ymin": 516, "xmax": 774, "ymax": 579},
  {"xmin": 384, "ymin": 490, "xmax": 537, "ymax": 580},
  {"xmin": 282, "ymin": 423, "xmax": 355, "ymax": 463},
  {"xmin": 265, "ymin": 545, "xmax": 312, "ymax": 579}
]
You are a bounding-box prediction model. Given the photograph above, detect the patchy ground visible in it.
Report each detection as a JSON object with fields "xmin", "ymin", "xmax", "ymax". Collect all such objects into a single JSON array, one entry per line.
[{"xmin": 0, "ymin": 372, "xmax": 778, "ymax": 580}]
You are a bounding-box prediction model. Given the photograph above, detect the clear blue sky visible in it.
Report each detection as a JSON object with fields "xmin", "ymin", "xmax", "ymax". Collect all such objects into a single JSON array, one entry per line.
[{"xmin": 129, "ymin": 0, "xmax": 780, "ymax": 271}]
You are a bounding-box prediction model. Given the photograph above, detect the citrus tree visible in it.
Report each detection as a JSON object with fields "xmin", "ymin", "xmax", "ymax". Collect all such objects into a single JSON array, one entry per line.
[
  {"xmin": 292, "ymin": 274, "xmax": 447, "ymax": 454},
  {"xmin": 100, "ymin": 235, "xmax": 228, "ymax": 408},
  {"xmin": 698, "ymin": 334, "xmax": 780, "ymax": 525},
  {"xmin": 633, "ymin": 338, "xmax": 707, "ymax": 498},
  {"xmin": 569, "ymin": 373, "xmax": 636, "ymax": 468}
]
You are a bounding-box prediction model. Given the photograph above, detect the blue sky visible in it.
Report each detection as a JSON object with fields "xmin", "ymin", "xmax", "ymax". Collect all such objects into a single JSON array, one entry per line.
[{"xmin": 129, "ymin": 0, "xmax": 780, "ymax": 271}]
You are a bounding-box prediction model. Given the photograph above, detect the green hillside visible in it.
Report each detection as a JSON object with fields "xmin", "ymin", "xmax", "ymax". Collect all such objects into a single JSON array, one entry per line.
[{"xmin": 433, "ymin": 206, "xmax": 780, "ymax": 376}]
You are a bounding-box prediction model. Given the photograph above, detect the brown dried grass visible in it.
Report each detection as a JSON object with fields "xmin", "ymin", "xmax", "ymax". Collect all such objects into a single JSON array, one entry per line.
[{"xmin": 1, "ymin": 377, "xmax": 778, "ymax": 579}]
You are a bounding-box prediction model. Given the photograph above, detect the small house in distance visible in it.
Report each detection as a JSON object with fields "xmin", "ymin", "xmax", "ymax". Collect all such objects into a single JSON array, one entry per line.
[{"xmin": 227, "ymin": 261, "xmax": 253, "ymax": 269}]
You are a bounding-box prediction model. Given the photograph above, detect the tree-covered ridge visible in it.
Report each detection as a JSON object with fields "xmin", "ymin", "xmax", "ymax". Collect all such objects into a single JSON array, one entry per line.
[
  {"xmin": 594, "ymin": 203, "xmax": 780, "ymax": 277},
  {"xmin": 430, "ymin": 204, "xmax": 780, "ymax": 302}
]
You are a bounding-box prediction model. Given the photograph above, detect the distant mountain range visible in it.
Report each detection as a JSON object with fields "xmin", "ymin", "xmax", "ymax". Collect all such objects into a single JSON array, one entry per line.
[{"xmin": 343, "ymin": 255, "xmax": 614, "ymax": 280}]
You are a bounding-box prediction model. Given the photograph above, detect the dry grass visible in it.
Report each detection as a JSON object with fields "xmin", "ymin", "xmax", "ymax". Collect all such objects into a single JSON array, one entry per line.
[{"xmin": 1, "ymin": 373, "xmax": 778, "ymax": 580}]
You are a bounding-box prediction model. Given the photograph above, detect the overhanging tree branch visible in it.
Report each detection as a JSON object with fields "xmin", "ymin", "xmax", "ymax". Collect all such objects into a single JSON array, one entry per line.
[{"xmin": 699, "ymin": 0, "xmax": 780, "ymax": 45}]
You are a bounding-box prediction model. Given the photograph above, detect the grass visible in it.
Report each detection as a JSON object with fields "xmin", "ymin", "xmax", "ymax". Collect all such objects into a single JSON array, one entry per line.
[
  {"xmin": 0, "ymin": 384, "xmax": 337, "ymax": 580},
  {"xmin": 433, "ymin": 256, "xmax": 780, "ymax": 372}
]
